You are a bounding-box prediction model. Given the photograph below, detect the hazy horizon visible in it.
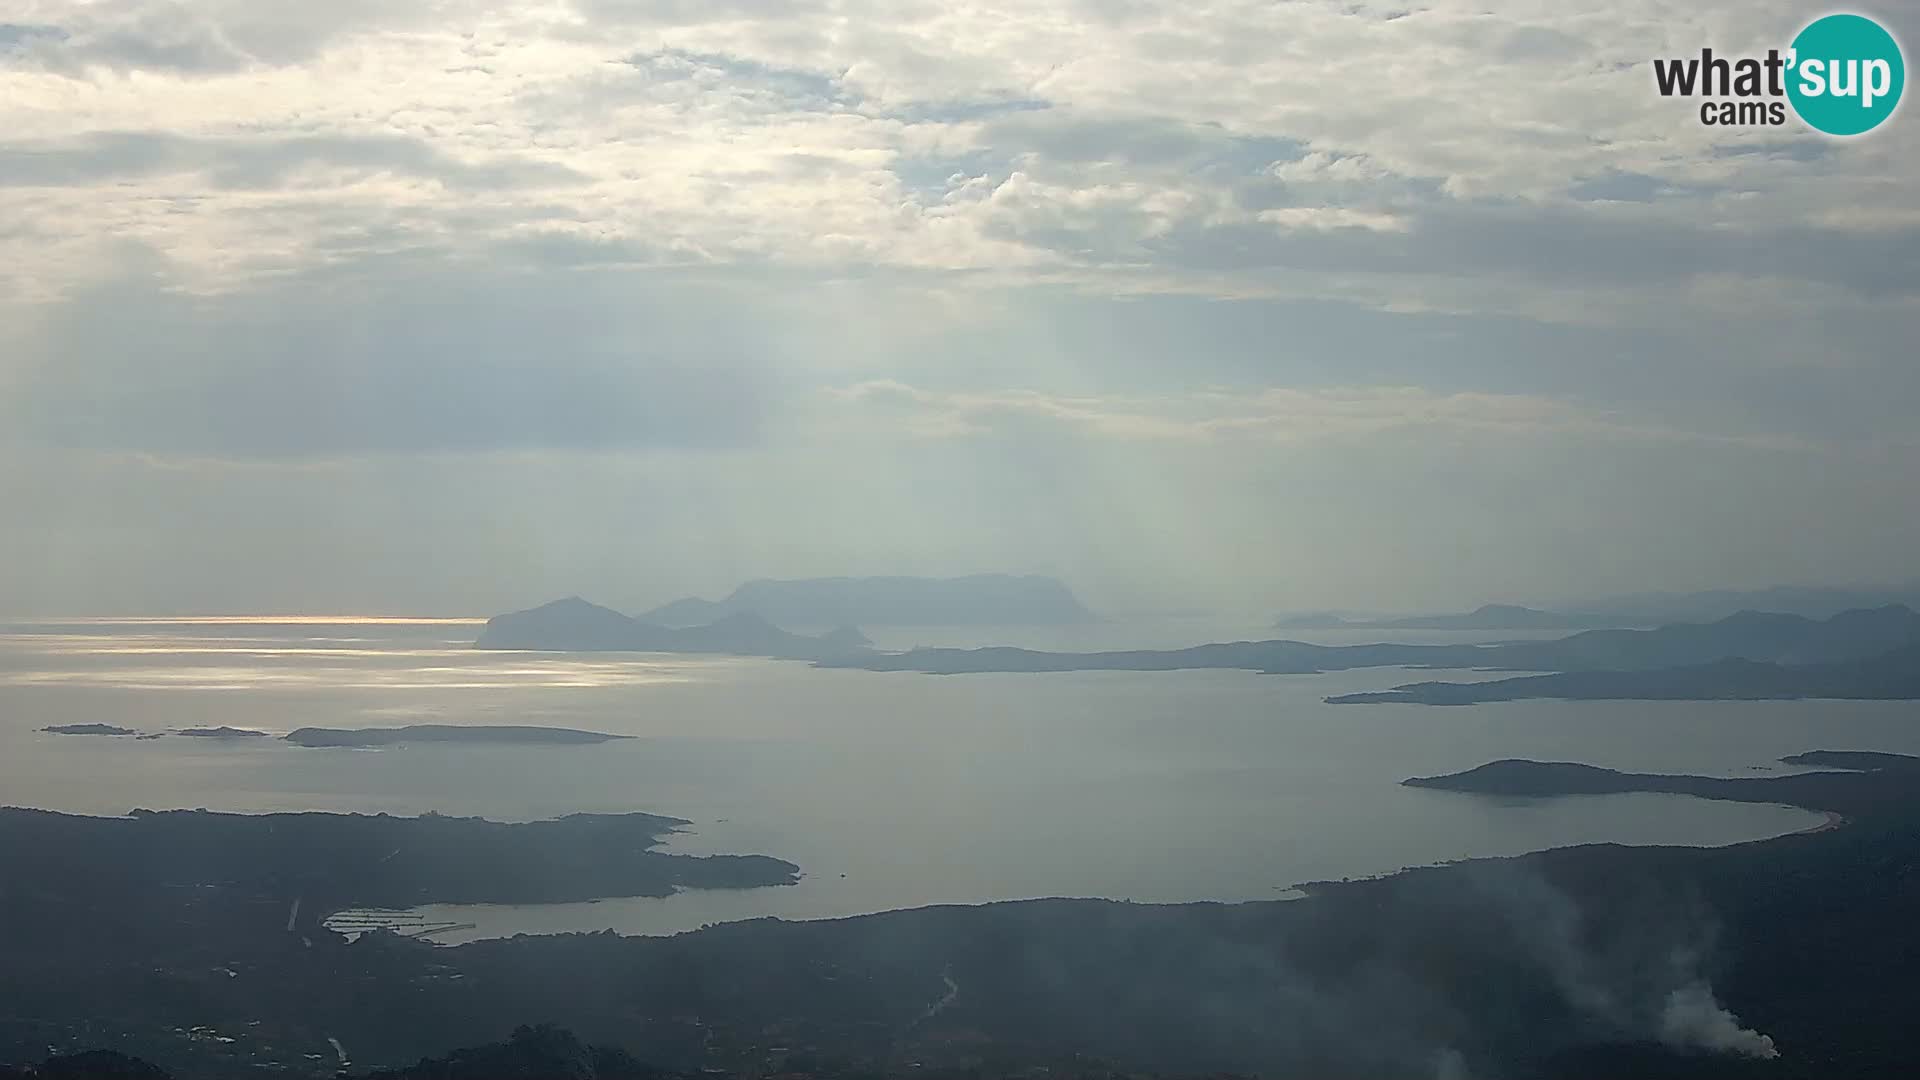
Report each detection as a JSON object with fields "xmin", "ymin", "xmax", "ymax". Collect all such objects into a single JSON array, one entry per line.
[{"xmin": 5, "ymin": 575, "xmax": 1920, "ymax": 622}]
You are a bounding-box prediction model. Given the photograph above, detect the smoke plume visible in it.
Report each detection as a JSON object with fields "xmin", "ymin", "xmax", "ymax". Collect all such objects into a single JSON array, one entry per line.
[{"xmin": 1660, "ymin": 981, "xmax": 1779, "ymax": 1059}]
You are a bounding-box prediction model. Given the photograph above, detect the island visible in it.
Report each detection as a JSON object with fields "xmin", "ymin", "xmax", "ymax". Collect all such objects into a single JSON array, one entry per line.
[
  {"xmin": 46, "ymin": 724, "xmax": 637, "ymax": 750},
  {"xmin": 824, "ymin": 605, "xmax": 1920, "ymax": 678},
  {"xmin": 475, "ymin": 597, "xmax": 872, "ymax": 661},
  {"xmin": 1575, "ymin": 582, "xmax": 1920, "ymax": 622},
  {"xmin": 1276, "ymin": 604, "xmax": 1655, "ymax": 631},
  {"xmin": 41, "ymin": 723, "xmax": 137, "ymax": 736},
  {"xmin": 1328, "ymin": 642, "xmax": 1920, "ymax": 705},
  {"xmin": 284, "ymin": 725, "xmax": 633, "ymax": 748},
  {"xmin": 1780, "ymin": 749, "xmax": 1920, "ymax": 771},
  {"xmin": 1402, "ymin": 749, "xmax": 1920, "ymax": 820},
  {"xmin": 640, "ymin": 574, "xmax": 1097, "ymax": 627}
]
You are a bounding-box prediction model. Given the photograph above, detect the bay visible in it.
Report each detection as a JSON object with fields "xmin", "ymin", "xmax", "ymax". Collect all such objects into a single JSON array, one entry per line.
[{"xmin": 2, "ymin": 616, "xmax": 1895, "ymax": 943}]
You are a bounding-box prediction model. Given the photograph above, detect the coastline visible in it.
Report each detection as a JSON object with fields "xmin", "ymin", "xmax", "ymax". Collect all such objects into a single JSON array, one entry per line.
[
  {"xmin": 8, "ymin": 751, "xmax": 1920, "ymax": 1077},
  {"xmin": 1800, "ymin": 809, "xmax": 1849, "ymax": 835}
]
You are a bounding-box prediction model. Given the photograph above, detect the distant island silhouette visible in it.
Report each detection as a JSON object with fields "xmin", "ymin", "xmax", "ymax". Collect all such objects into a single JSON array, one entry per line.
[
  {"xmin": 475, "ymin": 597, "xmax": 873, "ymax": 660},
  {"xmin": 1329, "ymin": 642, "xmax": 1920, "ymax": 705},
  {"xmin": 41, "ymin": 723, "xmax": 136, "ymax": 737},
  {"xmin": 1279, "ymin": 583, "xmax": 1920, "ymax": 630},
  {"xmin": 640, "ymin": 574, "xmax": 1096, "ymax": 627},
  {"xmin": 285, "ymin": 725, "xmax": 633, "ymax": 748},
  {"xmin": 1403, "ymin": 749, "xmax": 1920, "ymax": 808},
  {"xmin": 46, "ymin": 722, "xmax": 637, "ymax": 747},
  {"xmin": 1276, "ymin": 604, "xmax": 1655, "ymax": 631},
  {"xmin": 1571, "ymin": 582, "xmax": 1920, "ymax": 622},
  {"xmin": 474, "ymin": 597, "xmax": 1920, "ymax": 704},
  {"xmin": 825, "ymin": 605, "xmax": 1920, "ymax": 679}
]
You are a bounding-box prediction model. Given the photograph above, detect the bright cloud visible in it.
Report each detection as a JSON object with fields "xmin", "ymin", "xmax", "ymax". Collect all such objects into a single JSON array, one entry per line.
[{"xmin": 0, "ymin": 0, "xmax": 1913, "ymax": 312}]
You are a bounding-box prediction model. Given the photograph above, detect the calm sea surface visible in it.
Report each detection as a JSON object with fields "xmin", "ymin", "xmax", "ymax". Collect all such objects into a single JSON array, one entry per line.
[{"xmin": 4, "ymin": 615, "xmax": 1909, "ymax": 942}]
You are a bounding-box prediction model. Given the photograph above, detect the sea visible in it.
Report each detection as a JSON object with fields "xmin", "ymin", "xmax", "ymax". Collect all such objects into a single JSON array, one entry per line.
[{"xmin": 4, "ymin": 614, "xmax": 1913, "ymax": 944}]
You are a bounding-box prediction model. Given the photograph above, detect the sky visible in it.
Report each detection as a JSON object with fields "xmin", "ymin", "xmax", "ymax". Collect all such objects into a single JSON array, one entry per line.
[{"xmin": 0, "ymin": 0, "xmax": 1916, "ymax": 616}]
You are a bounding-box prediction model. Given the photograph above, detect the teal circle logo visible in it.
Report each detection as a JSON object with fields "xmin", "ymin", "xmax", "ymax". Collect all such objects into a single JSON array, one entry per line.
[{"xmin": 1786, "ymin": 14, "xmax": 1905, "ymax": 135}]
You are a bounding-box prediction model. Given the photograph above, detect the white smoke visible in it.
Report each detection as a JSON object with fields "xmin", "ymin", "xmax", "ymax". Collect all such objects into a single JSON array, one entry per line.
[
  {"xmin": 1659, "ymin": 981, "xmax": 1779, "ymax": 1059},
  {"xmin": 1451, "ymin": 868, "xmax": 1784, "ymax": 1068},
  {"xmin": 1430, "ymin": 1047, "xmax": 1473, "ymax": 1080}
]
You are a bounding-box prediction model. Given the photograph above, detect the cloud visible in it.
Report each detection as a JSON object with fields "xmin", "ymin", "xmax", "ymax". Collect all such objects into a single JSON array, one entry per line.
[
  {"xmin": 1, "ymin": 0, "xmax": 1917, "ymax": 611},
  {"xmin": 1256, "ymin": 207, "xmax": 1408, "ymax": 233},
  {"xmin": 0, "ymin": 0, "xmax": 1910, "ymax": 318},
  {"xmin": 0, "ymin": 131, "xmax": 585, "ymax": 190},
  {"xmin": 829, "ymin": 379, "xmax": 1790, "ymax": 449},
  {"xmin": 0, "ymin": 0, "xmax": 478, "ymax": 74},
  {"xmin": 0, "ymin": 22, "xmax": 68, "ymax": 49}
]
